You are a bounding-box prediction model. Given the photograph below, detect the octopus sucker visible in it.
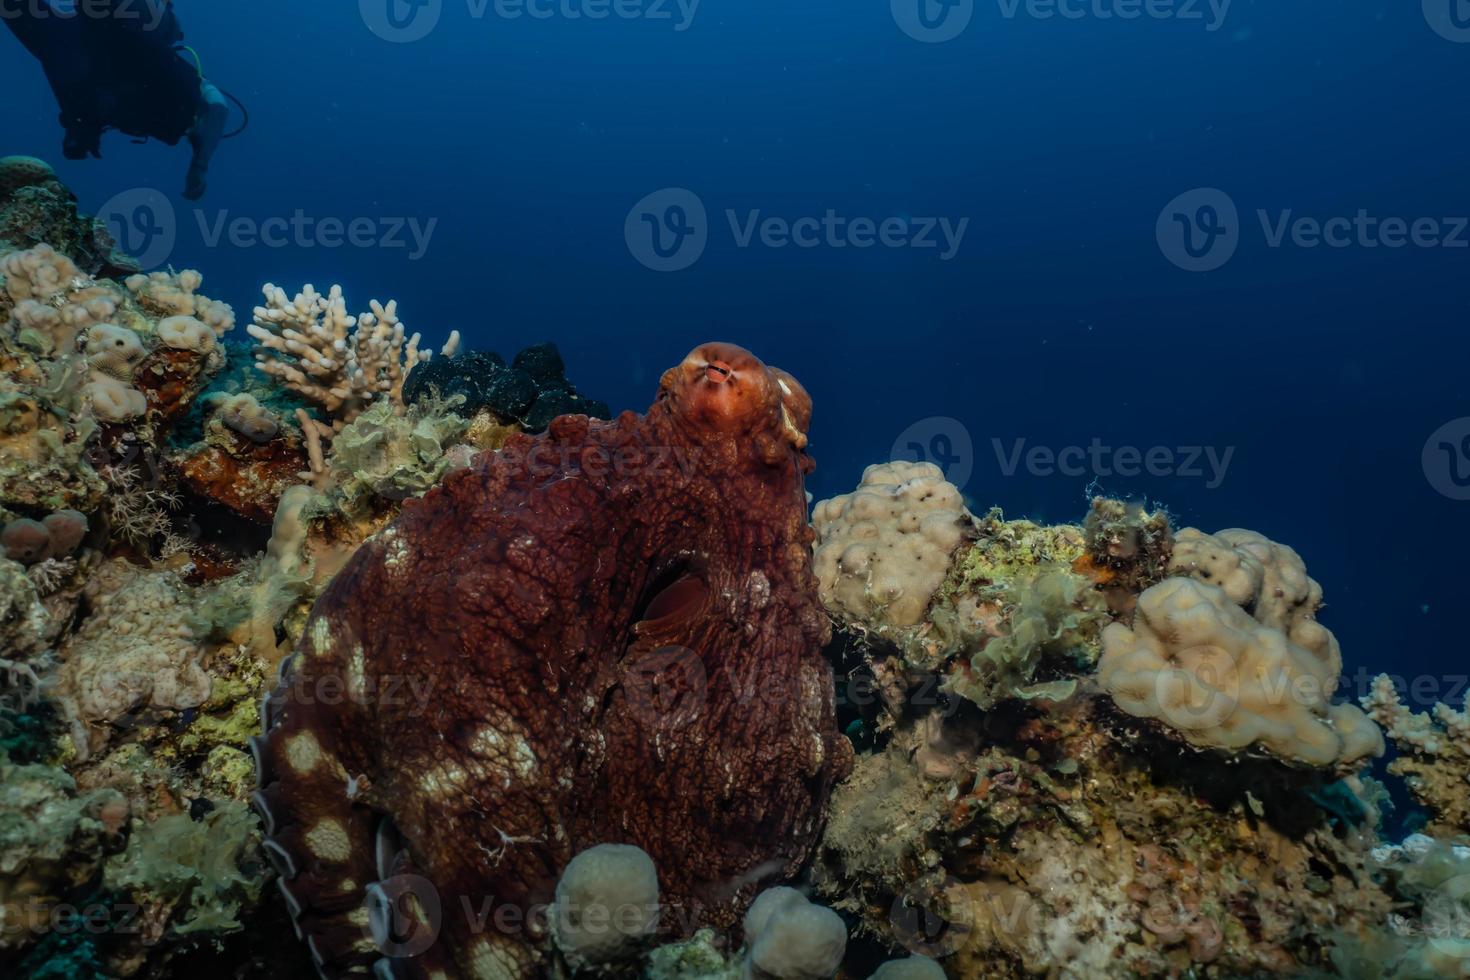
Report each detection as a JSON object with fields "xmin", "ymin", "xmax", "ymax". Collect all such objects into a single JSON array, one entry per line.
[{"xmin": 260, "ymin": 343, "xmax": 852, "ymax": 977}]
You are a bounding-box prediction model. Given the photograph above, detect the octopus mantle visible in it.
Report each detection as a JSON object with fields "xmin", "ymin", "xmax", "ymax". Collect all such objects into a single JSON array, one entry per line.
[{"xmin": 253, "ymin": 344, "xmax": 853, "ymax": 978}]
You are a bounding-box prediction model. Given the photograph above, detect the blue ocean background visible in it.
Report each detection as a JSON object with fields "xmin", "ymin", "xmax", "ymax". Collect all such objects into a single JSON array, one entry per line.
[{"xmin": 4, "ymin": 1, "xmax": 1468, "ymax": 716}]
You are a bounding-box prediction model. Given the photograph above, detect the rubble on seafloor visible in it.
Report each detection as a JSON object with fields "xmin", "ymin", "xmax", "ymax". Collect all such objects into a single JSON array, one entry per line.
[{"xmin": 0, "ymin": 160, "xmax": 1467, "ymax": 979}]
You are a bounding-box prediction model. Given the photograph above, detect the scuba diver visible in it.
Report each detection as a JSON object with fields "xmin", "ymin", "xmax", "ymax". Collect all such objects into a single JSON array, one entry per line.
[{"xmin": 2, "ymin": 0, "xmax": 237, "ymax": 200}]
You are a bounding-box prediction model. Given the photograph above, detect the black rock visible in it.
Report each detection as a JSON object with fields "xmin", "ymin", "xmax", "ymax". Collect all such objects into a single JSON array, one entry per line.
[
  {"xmin": 512, "ymin": 343, "xmax": 566, "ymax": 386},
  {"xmin": 524, "ymin": 388, "xmax": 612, "ymax": 432},
  {"xmin": 402, "ymin": 351, "xmax": 506, "ymax": 415},
  {"xmin": 484, "ymin": 367, "xmax": 539, "ymax": 421}
]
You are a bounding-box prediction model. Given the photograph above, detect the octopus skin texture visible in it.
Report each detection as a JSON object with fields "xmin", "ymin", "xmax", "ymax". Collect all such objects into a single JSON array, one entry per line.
[{"xmin": 252, "ymin": 343, "xmax": 854, "ymax": 979}]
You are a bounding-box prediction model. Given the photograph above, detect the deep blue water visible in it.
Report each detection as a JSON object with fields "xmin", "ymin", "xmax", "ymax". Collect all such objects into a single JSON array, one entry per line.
[{"xmin": 4, "ymin": 1, "xmax": 1469, "ymax": 712}]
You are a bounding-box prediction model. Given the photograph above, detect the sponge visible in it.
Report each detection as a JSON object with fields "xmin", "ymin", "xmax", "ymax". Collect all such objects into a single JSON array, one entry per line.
[
  {"xmin": 551, "ymin": 843, "xmax": 660, "ymax": 967},
  {"xmin": 743, "ymin": 887, "xmax": 847, "ymax": 979},
  {"xmin": 869, "ymin": 956, "xmax": 947, "ymax": 980}
]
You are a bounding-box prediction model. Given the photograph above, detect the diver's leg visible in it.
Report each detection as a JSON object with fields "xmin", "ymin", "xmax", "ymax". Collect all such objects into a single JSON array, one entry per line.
[
  {"xmin": 1, "ymin": 0, "xmax": 55, "ymax": 58},
  {"xmin": 3, "ymin": 0, "xmax": 101, "ymax": 157},
  {"xmin": 183, "ymin": 80, "xmax": 229, "ymax": 200}
]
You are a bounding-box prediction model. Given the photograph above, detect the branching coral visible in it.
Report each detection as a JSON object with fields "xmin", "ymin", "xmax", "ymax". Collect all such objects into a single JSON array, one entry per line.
[
  {"xmin": 1363, "ymin": 674, "xmax": 1470, "ymax": 838},
  {"xmin": 246, "ymin": 283, "xmax": 436, "ymax": 426}
]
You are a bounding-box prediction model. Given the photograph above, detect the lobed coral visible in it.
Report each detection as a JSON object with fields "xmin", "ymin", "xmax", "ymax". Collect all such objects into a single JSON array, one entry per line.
[
  {"xmin": 812, "ymin": 461, "xmax": 973, "ymax": 632},
  {"xmin": 1099, "ymin": 576, "xmax": 1384, "ymax": 768}
]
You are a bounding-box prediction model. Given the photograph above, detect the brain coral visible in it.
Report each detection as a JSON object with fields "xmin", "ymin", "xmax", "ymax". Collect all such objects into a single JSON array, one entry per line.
[
  {"xmin": 254, "ymin": 343, "xmax": 852, "ymax": 978},
  {"xmin": 1099, "ymin": 576, "xmax": 1382, "ymax": 767},
  {"xmin": 812, "ymin": 461, "xmax": 972, "ymax": 631}
]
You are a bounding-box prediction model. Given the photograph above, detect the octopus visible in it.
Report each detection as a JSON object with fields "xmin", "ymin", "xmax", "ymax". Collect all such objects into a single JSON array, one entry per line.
[{"xmin": 252, "ymin": 343, "xmax": 854, "ymax": 978}]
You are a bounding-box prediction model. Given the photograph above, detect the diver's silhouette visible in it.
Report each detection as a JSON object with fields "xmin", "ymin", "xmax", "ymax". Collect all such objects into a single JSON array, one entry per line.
[{"xmin": 2, "ymin": 0, "xmax": 234, "ymax": 200}]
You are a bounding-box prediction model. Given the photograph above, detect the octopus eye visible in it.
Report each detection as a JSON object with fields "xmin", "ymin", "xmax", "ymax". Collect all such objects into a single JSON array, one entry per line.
[
  {"xmin": 643, "ymin": 574, "xmax": 707, "ymax": 623},
  {"xmin": 636, "ymin": 560, "xmax": 710, "ymax": 631},
  {"xmin": 704, "ymin": 359, "xmax": 733, "ymax": 384}
]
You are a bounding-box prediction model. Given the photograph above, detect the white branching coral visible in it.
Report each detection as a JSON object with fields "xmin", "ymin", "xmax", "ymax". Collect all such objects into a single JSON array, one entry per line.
[
  {"xmin": 246, "ymin": 283, "xmax": 435, "ymax": 427},
  {"xmin": 1362, "ymin": 674, "xmax": 1470, "ymax": 837}
]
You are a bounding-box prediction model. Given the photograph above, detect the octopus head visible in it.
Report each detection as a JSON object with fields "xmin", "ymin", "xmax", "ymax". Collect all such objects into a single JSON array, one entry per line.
[{"xmin": 662, "ymin": 342, "xmax": 812, "ymax": 454}]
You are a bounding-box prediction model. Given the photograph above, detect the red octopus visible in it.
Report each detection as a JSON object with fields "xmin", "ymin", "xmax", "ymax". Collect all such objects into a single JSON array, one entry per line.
[{"xmin": 251, "ymin": 343, "xmax": 853, "ymax": 978}]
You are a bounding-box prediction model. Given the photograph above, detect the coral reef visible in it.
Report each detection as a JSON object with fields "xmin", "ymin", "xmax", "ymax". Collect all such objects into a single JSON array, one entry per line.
[
  {"xmin": 807, "ymin": 463, "xmax": 1425, "ymax": 978},
  {"xmin": 255, "ymin": 343, "xmax": 851, "ymax": 977},
  {"xmin": 4, "ymin": 160, "xmax": 1470, "ymax": 980}
]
